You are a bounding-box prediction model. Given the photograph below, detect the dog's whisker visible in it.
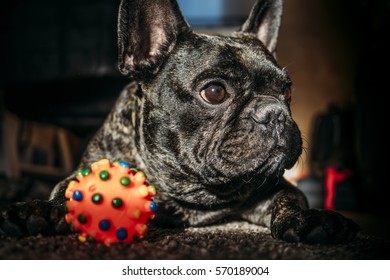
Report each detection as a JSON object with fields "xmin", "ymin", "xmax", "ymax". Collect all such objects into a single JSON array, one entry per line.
[{"xmin": 256, "ymin": 177, "xmax": 268, "ymax": 190}]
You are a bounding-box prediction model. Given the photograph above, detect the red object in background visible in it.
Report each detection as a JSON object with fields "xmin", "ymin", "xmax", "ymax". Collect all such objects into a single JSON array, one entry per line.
[{"xmin": 324, "ymin": 166, "xmax": 351, "ymax": 210}]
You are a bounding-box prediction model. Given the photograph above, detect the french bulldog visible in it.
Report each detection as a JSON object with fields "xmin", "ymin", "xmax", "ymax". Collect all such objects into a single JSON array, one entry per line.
[{"xmin": 0, "ymin": 0, "xmax": 358, "ymax": 244}]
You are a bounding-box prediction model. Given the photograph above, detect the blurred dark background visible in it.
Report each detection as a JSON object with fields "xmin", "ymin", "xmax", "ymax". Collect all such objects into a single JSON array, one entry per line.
[{"xmin": 0, "ymin": 0, "xmax": 389, "ymax": 239}]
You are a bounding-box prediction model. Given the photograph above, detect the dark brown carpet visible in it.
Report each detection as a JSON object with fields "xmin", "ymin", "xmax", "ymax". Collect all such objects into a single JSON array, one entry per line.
[{"xmin": 1, "ymin": 222, "xmax": 389, "ymax": 260}]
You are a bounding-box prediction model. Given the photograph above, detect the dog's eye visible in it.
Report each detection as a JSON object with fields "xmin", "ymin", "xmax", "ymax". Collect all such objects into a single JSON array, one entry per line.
[{"xmin": 200, "ymin": 84, "xmax": 226, "ymax": 104}]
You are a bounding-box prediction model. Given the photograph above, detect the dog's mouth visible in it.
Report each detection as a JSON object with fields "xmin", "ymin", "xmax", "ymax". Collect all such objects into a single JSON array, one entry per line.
[
  {"xmin": 200, "ymin": 154, "xmax": 287, "ymax": 199},
  {"xmin": 204, "ymin": 112, "xmax": 301, "ymax": 177},
  {"xmin": 204, "ymin": 113, "xmax": 302, "ymax": 187},
  {"xmin": 203, "ymin": 148, "xmax": 288, "ymax": 189}
]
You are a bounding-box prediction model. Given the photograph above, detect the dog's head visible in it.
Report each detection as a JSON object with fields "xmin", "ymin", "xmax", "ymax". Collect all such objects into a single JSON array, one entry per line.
[{"xmin": 118, "ymin": 0, "xmax": 301, "ymax": 200}]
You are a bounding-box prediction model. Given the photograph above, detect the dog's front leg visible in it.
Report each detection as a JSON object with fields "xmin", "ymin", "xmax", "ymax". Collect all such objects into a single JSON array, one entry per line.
[{"xmin": 242, "ymin": 180, "xmax": 359, "ymax": 244}]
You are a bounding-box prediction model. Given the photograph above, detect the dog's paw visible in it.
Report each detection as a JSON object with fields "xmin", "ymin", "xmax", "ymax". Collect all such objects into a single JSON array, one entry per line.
[
  {"xmin": 271, "ymin": 209, "xmax": 359, "ymax": 244},
  {"xmin": 0, "ymin": 199, "xmax": 70, "ymax": 238}
]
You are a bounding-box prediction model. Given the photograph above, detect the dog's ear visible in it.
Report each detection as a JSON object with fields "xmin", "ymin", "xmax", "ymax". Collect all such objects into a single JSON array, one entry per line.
[
  {"xmin": 118, "ymin": 0, "xmax": 189, "ymax": 78},
  {"xmin": 239, "ymin": 0, "xmax": 283, "ymax": 57}
]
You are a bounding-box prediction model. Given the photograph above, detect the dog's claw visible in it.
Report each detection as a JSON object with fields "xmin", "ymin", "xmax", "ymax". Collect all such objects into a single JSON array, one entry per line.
[
  {"xmin": 306, "ymin": 226, "xmax": 327, "ymax": 244},
  {"xmin": 26, "ymin": 215, "xmax": 49, "ymax": 235},
  {"xmin": 282, "ymin": 228, "xmax": 300, "ymax": 243}
]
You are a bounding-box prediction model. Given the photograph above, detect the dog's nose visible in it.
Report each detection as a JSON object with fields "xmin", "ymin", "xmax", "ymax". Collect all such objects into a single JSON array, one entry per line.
[{"xmin": 252, "ymin": 104, "xmax": 288, "ymax": 126}]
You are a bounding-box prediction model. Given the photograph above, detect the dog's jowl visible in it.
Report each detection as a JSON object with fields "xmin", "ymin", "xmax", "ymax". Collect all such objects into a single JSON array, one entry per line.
[{"xmin": 0, "ymin": 0, "xmax": 358, "ymax": 244}]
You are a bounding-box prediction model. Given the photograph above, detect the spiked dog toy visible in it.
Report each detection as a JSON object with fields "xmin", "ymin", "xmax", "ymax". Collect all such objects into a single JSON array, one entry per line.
[{"xmin": 64, "ymin": 159, "xmax": 156, "ymax": 246}]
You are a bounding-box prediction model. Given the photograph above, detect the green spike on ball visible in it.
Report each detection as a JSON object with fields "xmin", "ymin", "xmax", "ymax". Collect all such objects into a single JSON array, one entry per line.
[
  {"xmin": 99, "ymin": 170, "xmax": 110, "ymax": 181},
  {"xmin": 120, "ymin": 176, "xmax": 131, "ymax": 186}
]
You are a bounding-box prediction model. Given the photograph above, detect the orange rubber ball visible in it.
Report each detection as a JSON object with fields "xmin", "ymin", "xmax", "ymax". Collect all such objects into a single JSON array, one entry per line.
[{"xmin": 64, "ymin": 159, "xmax": 156, "ymax": 246}]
